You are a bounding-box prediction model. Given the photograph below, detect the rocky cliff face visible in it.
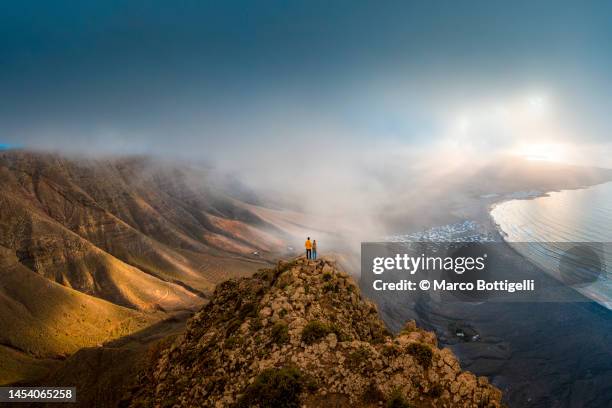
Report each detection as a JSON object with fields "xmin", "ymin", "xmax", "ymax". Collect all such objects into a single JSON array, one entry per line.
[{"xmin": 128, "ymin": 257, "xmax": 503, "ymax": 407}]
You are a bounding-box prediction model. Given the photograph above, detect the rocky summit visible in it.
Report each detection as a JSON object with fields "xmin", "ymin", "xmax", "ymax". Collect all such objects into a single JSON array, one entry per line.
[{"xmin": 127, "ymin": 257, "xmax": 502, "ymax": 407}]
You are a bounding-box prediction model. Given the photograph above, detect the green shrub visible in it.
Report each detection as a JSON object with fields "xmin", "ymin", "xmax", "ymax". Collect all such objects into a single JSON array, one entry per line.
[
  {"xmin": 236, "ymin": 367, "xmax": 305, "ymax": 408},
  {"xmin": 361, "ymin": 383, "xmax": 385, "ymax": 404},
  {"xmin": 381, "ymin": 344, "xmax": 400, "ymax": 357},
  {"xmin": 322, "ymin": 272, "xmax": 333, "ymax": 281},
  {"xmin": 386, "ymin": 388, "xmax": 411, "ymax": 408},
  {"xmin": 369, "ymin": 325, "xmax": 391, "ymax": 344},
  {"xmin": 271, "ymin": 322, "xmax": 289, "ymax": 345},
  {"xmin": 301, "ymin": 321, "xmax": 331, "ymax": 344},
  {"xmin": 346, "ymin": 347, "xmax": 371, "ymax": 368},
  {"xmin": 322, "ymin": 282, "xmax": 339, "ymax": 293},
  {"xmin": 406, "ymin": 343, "xmax": 433, "ymax": 369}
]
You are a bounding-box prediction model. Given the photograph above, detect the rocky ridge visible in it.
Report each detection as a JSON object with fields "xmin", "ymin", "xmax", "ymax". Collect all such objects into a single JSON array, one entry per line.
[{"xmin": 128, "ymin": 257, "xmax": 503, "ymax": 407}]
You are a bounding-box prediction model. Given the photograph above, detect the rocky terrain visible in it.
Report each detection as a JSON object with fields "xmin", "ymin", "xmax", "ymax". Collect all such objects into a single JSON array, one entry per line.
[{"xmin": 127, "ymin": 257, "xmax": 502, "ymax": 407}]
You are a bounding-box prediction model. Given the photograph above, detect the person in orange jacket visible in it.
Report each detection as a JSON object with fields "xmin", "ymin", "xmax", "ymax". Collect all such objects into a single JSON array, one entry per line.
[{"xmin": 305, "ymin": 237, "xmax": 312, "ymax": 259}]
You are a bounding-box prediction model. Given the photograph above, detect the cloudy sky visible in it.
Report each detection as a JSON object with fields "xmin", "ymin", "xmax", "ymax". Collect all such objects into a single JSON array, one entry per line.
[{"xmin": 1, "ymin": 0, "xmax": 611, "ymax": 167}]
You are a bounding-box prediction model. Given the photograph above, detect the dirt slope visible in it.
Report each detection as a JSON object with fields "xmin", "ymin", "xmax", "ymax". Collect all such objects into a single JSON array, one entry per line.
[{"xmin": 0, "ymin": 246, "xmax": 160, "ymax": 384}]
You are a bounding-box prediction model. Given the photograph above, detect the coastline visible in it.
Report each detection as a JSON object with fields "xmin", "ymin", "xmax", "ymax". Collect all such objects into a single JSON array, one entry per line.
[
  {"xmin": 486, "ymin": 180, "xmax": 612, "ymax": 226},
  {"xmin": 372, "ymin": 181, "xmax": 612, "ymax": 407},
  {"xmin": 372, "ymin": 241, "xmax": 612, "ymax": 407},
  {"xmin": 487, "ymin": 181, "xmax": 612, "ymax": 311}
]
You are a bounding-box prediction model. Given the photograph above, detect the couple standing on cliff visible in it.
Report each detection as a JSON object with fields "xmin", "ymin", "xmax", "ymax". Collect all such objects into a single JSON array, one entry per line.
[{"xmin": 304, "ymin": 237, "xmax": 317, "ymax": 260}]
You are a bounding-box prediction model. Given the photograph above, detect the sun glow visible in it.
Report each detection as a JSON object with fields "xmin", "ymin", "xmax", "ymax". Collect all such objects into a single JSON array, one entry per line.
[
  {"xmin": 514, "ymin": 142, "xmax": 568, "ymax": 162},
  {"xmin": 440, "ymin": 91, "xmax": 580, "ymax": 165}
]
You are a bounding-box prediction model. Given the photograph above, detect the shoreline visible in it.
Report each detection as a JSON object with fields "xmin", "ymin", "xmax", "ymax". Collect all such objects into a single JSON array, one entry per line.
[
  {"xmin": 484, "ymin": 180, "xmax": 612, "ymax": 248},
  {"xmin": 486, "ymin": 179, "xmax": 612, "ymax": 221},
  {"xmin": 372, "ymin": 181, "xmax": 612, "ymax": 407}
]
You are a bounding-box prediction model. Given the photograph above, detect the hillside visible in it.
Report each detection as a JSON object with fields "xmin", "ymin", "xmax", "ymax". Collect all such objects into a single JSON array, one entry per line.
[
  {"xmin": 0, "ymin": 150, "xmax": 298, "ymax": 384},
  {"xmin": 0, "ymin": 151, "xmax": 291, "ymax": 306},
  {"xmin": 125, "ymin": 257, "xmax": 503, "ymax": 407},
  {"xmin": 0, "ymin": 246, "xmax": 159, "ymax": 384}
]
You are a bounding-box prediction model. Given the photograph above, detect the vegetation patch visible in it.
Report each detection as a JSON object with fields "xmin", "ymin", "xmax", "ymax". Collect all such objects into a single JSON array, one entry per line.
[
  {"xmin": 386, "ymin": 388, "xmax": 412, "ymax": 408},
  {"xmin": 381, "ymin": 343, "xmax": 400, "ymax": 357},
  {"xmin": 322, "ymin": 282, "xmax": 340, "ymax": 293},
  {"xmin": 406, "ymin": 343, "xmax": 433, "ymax": 369},
  {"xmin": 300, "ymin": 321, "xmax": 349, "ymax": 343},
  {"xmin": 361, "ymin": 382, "xmax": 385, "ymax": 404},
  {"xmin": 346, "ymin": 347, "xmax": 371, "ymax": 368},
  {"xmin": 301, "ymin": 321, "xmax": 331, "ymax": 344},
  {"xmin": 271, "ymin": 322, "xmax": 289, "ymax": 345},
  {"xmin": 369, "ymin": 324, "xmax": 391, "ymax": 344},
  {"xmin": 236, "ymin": 366, "xmax": 306, "ymax": 408}
]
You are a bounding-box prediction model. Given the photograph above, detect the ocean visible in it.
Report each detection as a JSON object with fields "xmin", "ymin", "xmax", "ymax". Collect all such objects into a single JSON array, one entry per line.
[
  {"xmin": 490, "ymin": 182, "xmax": 612, "ymax": 309},
  {"xmin": 369, "ymin": 182, "xmax": 612, "ymax": 407}
]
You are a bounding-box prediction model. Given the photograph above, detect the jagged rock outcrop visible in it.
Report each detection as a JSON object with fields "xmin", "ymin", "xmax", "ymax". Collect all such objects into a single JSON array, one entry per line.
[{"xmin": 127, "ymin": 257, "xmax": 503, "ymax": 407}]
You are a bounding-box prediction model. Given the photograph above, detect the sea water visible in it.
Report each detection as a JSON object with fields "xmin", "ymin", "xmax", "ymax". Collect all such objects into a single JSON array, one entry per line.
[
  {"xmin": 490, "ymin": 182, "xmax": 612, "ymax": 309},
  {"xmin": 373, "ymin": 183, "xmax": 612, "ymax": 406}
]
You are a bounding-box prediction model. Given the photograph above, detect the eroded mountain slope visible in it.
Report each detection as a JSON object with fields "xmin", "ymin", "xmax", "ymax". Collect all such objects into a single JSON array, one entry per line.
[
  {"xmin": 0, "ymin": 246, "xmax": 160, "ymax": 384},
  {"xmin": 0, "ymin": 150, "xmax": 295, "ymax": 384},
  {"xmin": 0, "ymin": 151, "xmax": 289, "ymax": 309}
]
